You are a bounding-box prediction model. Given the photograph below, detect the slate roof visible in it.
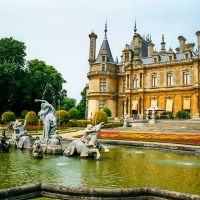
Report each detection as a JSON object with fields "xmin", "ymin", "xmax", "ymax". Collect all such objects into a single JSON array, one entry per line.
[{"xmin": 95, "ymin": 37, "xmax": 114, "ymax": 63}]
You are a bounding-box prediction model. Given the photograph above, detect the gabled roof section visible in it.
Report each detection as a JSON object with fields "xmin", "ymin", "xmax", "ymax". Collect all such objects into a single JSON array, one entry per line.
[{"xmin": 95, "ymin": 22, "xmax": 114, "ymax": 63}]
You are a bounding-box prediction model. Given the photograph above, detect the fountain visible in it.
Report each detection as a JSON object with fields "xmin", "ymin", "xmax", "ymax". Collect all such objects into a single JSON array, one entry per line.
[
  {"xmin": 0, "ymin": 130, "xmax": 10, "ymax": 152},
  {"xmin": 11, "ymin": 120, "xmax": 32, "ymax": 149},
  {"xmin": 35, "ymin": 99, "xmax": 62, "ymax": 154},
  {"xmin": 0, "ymin": 145, "xmax": 200, "ymax": 199},
  {"xmin": 63, "ymin": 122, "xmax": 109, "ymax": 159}
]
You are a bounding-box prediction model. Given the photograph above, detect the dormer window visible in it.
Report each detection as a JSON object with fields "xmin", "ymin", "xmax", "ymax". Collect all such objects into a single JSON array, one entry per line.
[
  {"xmin": 185, "ymin": 53, "xmax": 188, "ymax": 59},
  {"xmin": 102, "ymin": 56, "xmax": 106, "ymax": 62},
  {"xmin": 169, "ymin": 56, "xmax": 172, "ymax": 61},
  {"xmin": 154, "ymin": 58, "xmax": 157, "ymax": 63}
]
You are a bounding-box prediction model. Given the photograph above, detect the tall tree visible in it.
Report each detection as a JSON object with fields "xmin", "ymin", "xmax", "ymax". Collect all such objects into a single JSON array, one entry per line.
[
  {"xmin": 60, "ymin": 97, "xmax": 76, "ymax": 111},
  {"xmin": 0, "ymin": 38, "xmax": 27, "ymax": 114},
  {"xmin": 77, "ymin": 87, "xmax": 87, "ymax": 119},
  {"xmin": 0, "ymin": 37, "xmax": 26, "ymax": 67},
  {"xmin": 26, "ymin": 59, "xmax": 67, "ymax": 112}
]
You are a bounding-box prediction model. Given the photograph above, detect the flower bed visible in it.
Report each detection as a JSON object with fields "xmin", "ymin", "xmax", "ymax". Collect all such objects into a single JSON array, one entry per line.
[{"xmin": 98, "ymin": 131, "xmax": 200, "ymax": 145}]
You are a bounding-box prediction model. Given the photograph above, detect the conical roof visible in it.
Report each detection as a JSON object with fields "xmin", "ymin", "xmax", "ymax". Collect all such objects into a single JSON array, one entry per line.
[{"xmin": 95, "ymin": 23, "xmax": 114, "ymax": 63}]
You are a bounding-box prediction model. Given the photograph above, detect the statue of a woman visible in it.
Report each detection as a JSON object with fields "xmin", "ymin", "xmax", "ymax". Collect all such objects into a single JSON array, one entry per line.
[{"xmin": 35, "ymin": 99, "xmax": 57, "ymax": 142}]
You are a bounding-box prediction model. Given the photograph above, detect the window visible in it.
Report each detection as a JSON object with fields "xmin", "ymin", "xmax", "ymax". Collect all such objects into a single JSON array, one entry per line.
[
  {"xmin": 102, "ymin": 56, "xmax": 106, "ymax": 62},
  {"xmin": 133, "ymin": 77, "xmax": 138, "ymax": 88},
  {"xmin": 169, "ymin": 56, "xmax": 172, "ymax": 61},
  {"xmin": 99, "ymin": 100, "xmax": 105, "ymax": 110},
  {"xmin": 154, "ymin": 58, "xmax": 157, "ymax": 63},
  {"xmin": 102, "ymin": 64, "xmax": 105, "ymax": 71},
  {"xmin": 183, "ymin": 71, "xmax": 189, "ymax": 85},
  {"xmin": 167, "ymin": 72, "xmax": 173, "ymax": 86},
  {"xmin": 185, "ymin": 54, "xmax": 188, "ymax": 59},
  {"xmin": 125, "ymin": 53, "xmax": 129, "ymax": 62},
  {"xmin": 99, "ymin": 79, "xmax": 106, "ymax": 92},
  {"xmin": 152, "ymin": 74, "xmax": 157, "ymax": 87},
  {"xmin": 123, "ymin": 80, "xmax": 126, "ymax": 93}
]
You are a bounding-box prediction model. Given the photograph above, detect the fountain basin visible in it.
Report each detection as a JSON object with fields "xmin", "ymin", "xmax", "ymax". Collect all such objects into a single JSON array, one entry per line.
[{"xmin": 1, "ymin": 143, "xmax": 200, "ymax": 199}]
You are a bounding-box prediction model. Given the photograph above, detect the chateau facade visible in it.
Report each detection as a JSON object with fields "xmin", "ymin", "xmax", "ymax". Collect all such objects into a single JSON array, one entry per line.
[{"xmin": 86, "ymin": 22, "xmax": 200, "ymax": 119}]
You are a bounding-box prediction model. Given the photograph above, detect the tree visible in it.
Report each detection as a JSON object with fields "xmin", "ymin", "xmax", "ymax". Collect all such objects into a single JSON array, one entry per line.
[
  {"xmin": 26, "ymin": 59, "xmax": 67, "ymax": 112},
  {"xmin": 69, "ymin": 107, "xmax": 79, "ymax": 119},
  {"xmin": 60, "ymin": 97, "xmax": 76, "ymax": 111},
  {"xmin": 0, "ymin": 38, "xmax": 27, "ymax": 114},
  {"xmin": 77, "ymin": 87, "xmax": 86, "ymax": 119},
  {"xmin": 0, "ymin": 37, "xmax": 26, "ymax": 67}
]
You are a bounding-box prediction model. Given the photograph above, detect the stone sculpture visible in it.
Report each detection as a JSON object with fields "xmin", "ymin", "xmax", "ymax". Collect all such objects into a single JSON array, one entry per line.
[
  {"xmin": 12, "ymin": 120, "xmax": 31, "ymax": 149},
  {"xmin": 32, "ymin": 136, "xmax": 43, "ymax": 158},
  {"xmin": 35, "ymin": 99, "xmax": 62, "ymax": 154},
  {"xmin": 0, "ymin": 130, "xmax": 10, "ymax": 152},
  {"xmin": 63, "ymin": 122, "xmax": 109, "ymax": 159},
  {"xmin": 47, "ymin": 130, "xmax": 63, "ymax": 154},
  {"xmin": 35, "ymin": 99, "xmax": 57, "ymax": 143}
]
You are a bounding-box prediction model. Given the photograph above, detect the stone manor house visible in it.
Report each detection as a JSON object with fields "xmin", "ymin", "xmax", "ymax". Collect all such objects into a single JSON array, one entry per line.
[{"xmin": 86, "ymin": 22, "xmax": 200, "ymax": 119}]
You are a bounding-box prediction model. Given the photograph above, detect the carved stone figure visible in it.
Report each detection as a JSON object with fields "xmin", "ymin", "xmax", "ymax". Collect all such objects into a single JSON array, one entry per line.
[
  {"xmin": 47, "ymin": 130, "xmax": 63, "ymax": 154},
  {"xmin": 12, "ymin": 120, "xmax": 31, "ymax": 149},
  {"xmin": 32, "ymin": 136, "xmax": 43, "ymax": 158},
  {"xmin": 63, "ymin": 122, "xmax": 109, "ymax": 160},
  {"xmin": 35, "ymin": 99, "xmax": 57, "ymax": 142},
  {"xmin": 0, "ymin": 130, "xmax": 10, "ymax": 152}
]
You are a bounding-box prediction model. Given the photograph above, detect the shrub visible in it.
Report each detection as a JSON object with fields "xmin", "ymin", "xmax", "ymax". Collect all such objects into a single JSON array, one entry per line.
[
  {"xmin": 25, "ymin": 111, "xmax": 38, "ymax": 125},
  {"xmin": 66, "ymin": 120, "xmax": 77, "ymax": 127},
  {"xmin": 102, "ymin": 107, "xmax": 112, "ymax": 117},
  {"xmin": 92, "ymin": 110, "xmax": 108, "ymax": 125},
  {"xmin": 56, "ymin": 110, "xmax": 70, "ymax": 126},
  {"xmin": 69, "ymin": 107, "xmax": 79, "ymax": 119},
  {"xmin": 175, "ymin": 110, "xmax": 191, "ymax": 119},
  {"xmin": 160, "ymin": 111, "xmax": 174, "ymax": 119},
  {"xmin": 103, "ymin": 122, "xmax": 123, "ymax": 128},
  {"xmin": 2, "ymin": 111, "xmax": 16, "ymax": 124},
  {"xmin": 77, "ymin": 120, "xmax": 91, "ymax": 127},
  {"xmin": 20, "ymin": 110, "xmax": 28, "ymax": 119}
]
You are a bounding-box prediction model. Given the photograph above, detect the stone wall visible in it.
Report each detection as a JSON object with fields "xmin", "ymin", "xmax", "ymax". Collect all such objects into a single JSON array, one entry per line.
[{"xmin": 1, "ymin": 183, "xmax": 200, "ymax": 200}]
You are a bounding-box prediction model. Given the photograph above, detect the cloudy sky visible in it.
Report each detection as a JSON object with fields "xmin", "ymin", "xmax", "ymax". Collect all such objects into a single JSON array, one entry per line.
[{"xmin": 1, "ymin": 0, "xmax": 199, "ymax": 103}]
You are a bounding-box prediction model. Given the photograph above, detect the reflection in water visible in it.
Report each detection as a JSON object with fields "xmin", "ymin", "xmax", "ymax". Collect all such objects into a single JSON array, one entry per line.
[{"xmin": 0, "ymin": 145, "xmax": 200, "ymax": 195}]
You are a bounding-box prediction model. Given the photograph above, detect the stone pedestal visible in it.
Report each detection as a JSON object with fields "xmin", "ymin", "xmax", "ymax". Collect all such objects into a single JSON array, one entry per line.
[{"xmin": 41, "ymin": 142, "xmax": 62, "ymax": 155}]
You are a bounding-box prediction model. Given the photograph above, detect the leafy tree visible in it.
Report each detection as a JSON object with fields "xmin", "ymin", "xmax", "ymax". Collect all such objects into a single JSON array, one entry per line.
[
  {"xmin": 0, "ymin": 38, "xmax": 27, "ymax": 114},
  {"xmin": 0, "ymin": 37, "xmax": 26, "ymax": 67},
  {"xmin": 60, "ymin": 97, "xmax": 76, "ymax": 111},
  {"xmin": 77, "ymin": 87, "xmax": 86, "ymax": 119},
  {"xmin": 69, "ymin": 107, "xmax": 79, "ymax": 119},
  {"xmin": 26, "ymin": 59, "xmax": 67, "ymax": 111}
]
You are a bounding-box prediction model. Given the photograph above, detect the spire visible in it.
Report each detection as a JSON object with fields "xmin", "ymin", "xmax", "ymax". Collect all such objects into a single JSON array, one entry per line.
[
  {"xmin": 95, "ymin": 21, "xmax": 114, "ymax": 63},
  {"xmin": 104, "ymin": 20, "xmax": 107, "ymax": 39},
  {"xmin": 161, "ymin": 34, "xmax": 166, "ymax": 51},
  {"xmin": 134, "ymin": 18, "xmax": 137, "ymax": 34}
]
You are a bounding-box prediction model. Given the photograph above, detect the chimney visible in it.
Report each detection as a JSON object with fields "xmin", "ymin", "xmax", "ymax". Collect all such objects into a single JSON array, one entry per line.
[
  {"xmin": 178, "ymin": 36, "xmax": 186, "ymax": 52},
  {"xmin": 196, "ymin": 31, "xmax": 200, "ymax": 49},
  {"xmin": 147, "ymin": 42, "xmax": 155, "ymax": 57}
]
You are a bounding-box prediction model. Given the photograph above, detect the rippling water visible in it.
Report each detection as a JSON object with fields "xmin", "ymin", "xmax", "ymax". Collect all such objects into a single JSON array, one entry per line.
[{"xmin": 0, "ymin": 144, "xmax": 200, "ymax": 195}]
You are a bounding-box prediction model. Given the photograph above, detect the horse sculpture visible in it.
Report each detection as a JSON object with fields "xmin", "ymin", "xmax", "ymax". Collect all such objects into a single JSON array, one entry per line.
[{"xmin": 63, "ymin": 122, "xmax": 109, "ymax": 159}]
